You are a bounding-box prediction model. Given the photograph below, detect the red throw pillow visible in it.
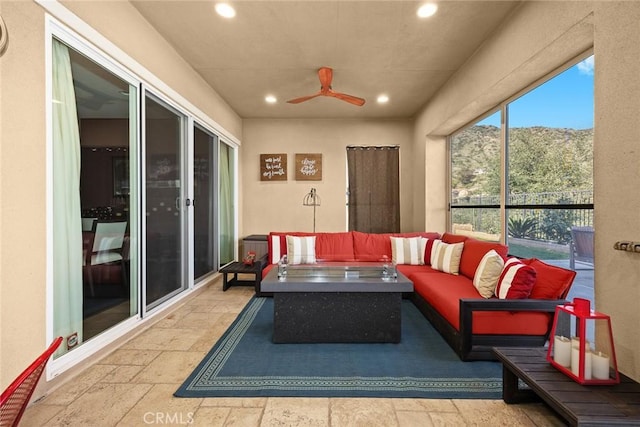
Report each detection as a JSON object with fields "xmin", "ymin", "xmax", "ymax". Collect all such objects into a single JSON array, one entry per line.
[
  {"xmin": 495, "ymin": 258, "xmax": 537, "ymax": 299},
  {"xmin": 524, "ymin": 258, "xmax": 577, "ymax": 300}
]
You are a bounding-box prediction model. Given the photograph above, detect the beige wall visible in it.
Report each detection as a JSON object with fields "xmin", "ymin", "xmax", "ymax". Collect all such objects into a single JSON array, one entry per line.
[
  {"xmin": 413, "ymin": 1, "xmax": 640, "ymax": 380},
  {"xmin": 3, "ymin": 0, "xmax": 640, "ymax": 395},
  {"xmin": 241, "ymin": 119, "xmax": 414, "ymax": 236},
  {"xmin": 0, "ymin": 0, "xmax": 48, "ymax": 390},
  {"xmin": 0, "ymin": 0, "xmax": 241, "ymax": 390},
  {"xmin": 61, "ymin": 1, "xmax": 242, "ymax": 140},
  {"xmin": 593, "ymin": 1, "xmax": 640, "ymax": 381},
  {"xmin": 413, "ymin": 0, "xmax": 594, "ymax": 231}
]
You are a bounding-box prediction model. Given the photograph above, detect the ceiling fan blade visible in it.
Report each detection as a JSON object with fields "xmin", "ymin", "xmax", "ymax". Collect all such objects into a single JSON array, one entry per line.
[
  {"xmin": 317, "ymin": 67, "xmax": 333, "ymax": 90},
  {"xmin": 329, "ymin": 91, "xmax": 366, "ymax": 106},
  {"xmin": 286, "ymin": 92, "xmax": 322, "ymax": 104}
]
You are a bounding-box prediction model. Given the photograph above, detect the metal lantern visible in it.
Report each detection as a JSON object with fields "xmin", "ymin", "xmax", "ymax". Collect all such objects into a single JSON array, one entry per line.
[{"xmin": 547, "ymin": 298, "xmax": 619, "ymax": 385}]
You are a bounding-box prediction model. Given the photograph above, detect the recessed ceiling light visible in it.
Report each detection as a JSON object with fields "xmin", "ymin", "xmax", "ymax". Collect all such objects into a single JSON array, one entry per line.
[
  {"xmin": 265, "ymin": 95, "xmax": 277, "ymax": 104},
  {"xmin": 215, "ymin": 3, "xmax": 236, "ymax": 19},
  {"xmin": 377, "ymin": 94, "xmax": 389, "ymax": 104},
  {"xmin": 417, "ymin": 3, "xmax": 438, "ymax": 18}
]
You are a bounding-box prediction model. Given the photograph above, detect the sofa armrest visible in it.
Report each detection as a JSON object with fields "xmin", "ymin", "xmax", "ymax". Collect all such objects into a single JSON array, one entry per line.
[{"xmin": 459, "ymin": 298, "xmax": 566, "ymax": 358}]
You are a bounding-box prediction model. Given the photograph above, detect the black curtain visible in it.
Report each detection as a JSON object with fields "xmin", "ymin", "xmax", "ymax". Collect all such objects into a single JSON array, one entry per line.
[{"xmin": 347, "ymin": 146, "xmax": 400, "ymax": 233}]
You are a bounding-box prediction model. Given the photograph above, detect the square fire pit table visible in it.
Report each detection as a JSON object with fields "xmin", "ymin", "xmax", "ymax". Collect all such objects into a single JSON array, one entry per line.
[{"xmin": 261, "ymin": 262, "xmax": 413, "ymax": 343}]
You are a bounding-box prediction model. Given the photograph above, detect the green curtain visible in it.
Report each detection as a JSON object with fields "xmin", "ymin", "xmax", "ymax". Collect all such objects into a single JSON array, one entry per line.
[
  {"xmin": 219, "ymin": 142, "xmax": 234, "ymax": 265},
  {"xmin": 52, "ymin": 39, "xmax": 83, "ymax": 356}
]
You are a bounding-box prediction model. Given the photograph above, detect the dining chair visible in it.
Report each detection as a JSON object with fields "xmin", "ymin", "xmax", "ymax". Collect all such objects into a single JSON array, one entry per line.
[
  {"xmin": 81, "ymin": 217, "xmax": 97, "ymax": 232},
  {"xmin": 84, "ymin": 220, "xmax": 128, "ymax": 297},
  {"xmin": 0, "ymin": 337, "xmax": 62, "ymax": 427}
]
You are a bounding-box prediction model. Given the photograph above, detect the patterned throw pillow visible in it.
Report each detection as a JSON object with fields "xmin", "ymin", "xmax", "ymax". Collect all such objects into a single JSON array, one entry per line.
[
  {"xmin": 390, "ymin": 236, "xmax": 427, "ymax": 265},
  {"xmin": 472, "ymin": 249, "xmax": 505, "ymax": 298},
  {"xmin": 495, "ymin": 258, "xmax": 537, "ymax": 299},
  {"xmin": 430, "ymin": 240, "xmax": 464, "ymax": 275},
  {"xmin": 286, "ymin": 235, "xmax": 317, "ymax": 264}
]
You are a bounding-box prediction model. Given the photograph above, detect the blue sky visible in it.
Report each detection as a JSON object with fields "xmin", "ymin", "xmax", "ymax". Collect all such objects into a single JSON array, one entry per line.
[{"xmin": 479, "ymin": 56, "xmax": 594, "ymax": 129}]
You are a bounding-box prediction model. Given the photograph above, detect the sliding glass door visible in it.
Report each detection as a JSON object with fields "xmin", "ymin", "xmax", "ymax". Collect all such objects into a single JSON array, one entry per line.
[
  {"xmin": 52, "ymin": 37, "xmax": 140, "ymax": 356},
  {"xmin": 193, "ymin": 125, "xmax": 218, "ymax": 280},
  {"xmin": 144, "ymin": 93, "xmax": 187, "ymax": 308},
  {"xmin": 49, "ymin": 24, "xmax": 238, "ymax": 372}
]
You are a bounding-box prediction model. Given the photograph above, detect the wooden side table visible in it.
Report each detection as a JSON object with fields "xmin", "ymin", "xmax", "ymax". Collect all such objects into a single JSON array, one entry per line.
[
  {"xmin": 219, "ymin": 261, "xmax": 263, "ymax": 294},
  {"xmin": 493, "ymin": 346, "xmax": 640, "ymax": 426}
]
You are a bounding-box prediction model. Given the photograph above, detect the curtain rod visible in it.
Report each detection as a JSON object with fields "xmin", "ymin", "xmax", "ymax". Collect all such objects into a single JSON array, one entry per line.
[{"xmin": 346, "ymin": 145, "xmax": 399, "ymax": 151}]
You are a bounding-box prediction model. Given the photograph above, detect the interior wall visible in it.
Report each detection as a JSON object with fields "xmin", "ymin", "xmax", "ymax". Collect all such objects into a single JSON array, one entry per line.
[
  {"xmin": 414, "ymin": 0, "xmax": 640, "ymax": 380},
  {"xmin": 60, "ymin": 0, "xmax": 242, "ymax": 140},
  {"xmin": 593, "ymin": 1, "xmax": 640, "ymax": 381},
  {"xmin": 241, "ymin": 119, "xmax": 414, "ymax": 236},
  {"xmin": 0, "ymin": 0, "xmax": 48, "ymax": 391},
  {"xmin": 413, "ymin": 0, "xmax": 594, "ymax": 232},
  {"xmin": 0, "ymin": 0, "xmax": 241, "ymax": 391}
]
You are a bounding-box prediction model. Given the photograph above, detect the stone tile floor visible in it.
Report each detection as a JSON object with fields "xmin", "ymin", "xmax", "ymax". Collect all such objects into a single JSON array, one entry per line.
[{"xmin": 21, "ymin": 279, "xmax": 568, "ymax": 427}]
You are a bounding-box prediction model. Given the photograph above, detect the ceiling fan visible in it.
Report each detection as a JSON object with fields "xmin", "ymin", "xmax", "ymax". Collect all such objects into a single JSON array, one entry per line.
[{"xmin": 287, "ymin": 67, "xmax": 366, "ymax": 107}]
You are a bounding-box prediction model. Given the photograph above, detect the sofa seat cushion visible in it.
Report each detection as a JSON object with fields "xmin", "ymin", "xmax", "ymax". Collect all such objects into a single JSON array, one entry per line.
[
  {"xmin": 352, "ymin": 231, "xmax": 440, "ymax": 262},
  {"xmin": 396, "ymin": 264, "xmax": 438, "ymax": 278},
  {"xmin": 412, "ymin": 272, "xmax": 550, "ymax": 335}
]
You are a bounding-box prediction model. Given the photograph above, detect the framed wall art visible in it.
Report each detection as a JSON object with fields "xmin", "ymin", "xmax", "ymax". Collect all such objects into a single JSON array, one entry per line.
[
  {"xmin": 260, "ymin": 153, "xmax": 287, "ymax": 181},
  {"xmin": 295, "ymin": 153, "xmax": 322, "ymax": 181}
]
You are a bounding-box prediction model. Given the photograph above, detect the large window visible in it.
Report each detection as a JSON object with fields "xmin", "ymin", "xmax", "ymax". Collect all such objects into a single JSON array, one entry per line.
[
  {"xmin": 450, "ymin": 54, "xmax": 594, "ymax": 302},
  {"xmin": 450, "ymin": 111, "xmax": 501, "ymax": 240}
]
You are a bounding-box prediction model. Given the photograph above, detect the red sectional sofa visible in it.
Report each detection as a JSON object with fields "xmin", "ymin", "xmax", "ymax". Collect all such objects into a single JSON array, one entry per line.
[{"xmin": 260, "ymin": 231, "xmax": 576, "ymax": 361}]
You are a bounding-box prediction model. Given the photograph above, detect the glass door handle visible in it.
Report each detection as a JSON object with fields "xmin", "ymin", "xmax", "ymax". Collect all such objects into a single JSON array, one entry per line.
[{"xmin": 176, "ymin": 197, "xmax": 193, "ymax": 209}]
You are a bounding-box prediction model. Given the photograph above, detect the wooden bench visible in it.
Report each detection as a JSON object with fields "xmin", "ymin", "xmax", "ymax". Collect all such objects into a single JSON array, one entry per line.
[{"xmin": 493, "ymin": 346, "xmax": 640, "ymax": 426}]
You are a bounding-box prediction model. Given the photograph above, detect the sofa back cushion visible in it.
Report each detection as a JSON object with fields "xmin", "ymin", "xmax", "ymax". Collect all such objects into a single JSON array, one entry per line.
[
  {"xmin": 269, "ymin": 232, "xmax": 355, "ymax": 263},
  {"xmin": 525, "ymin": 258, "xmax": 577, "ymax": 300},
  {"xmin": 442, "ymin": 232, "xmax": 468, "ymax": 244},
  {"xmin": 352, "ymin": 231, "xmax": 440, "ymax": 262},
  {"xmin": 459, "ymin": 238, "xmax": 509, "ymax": 280}
]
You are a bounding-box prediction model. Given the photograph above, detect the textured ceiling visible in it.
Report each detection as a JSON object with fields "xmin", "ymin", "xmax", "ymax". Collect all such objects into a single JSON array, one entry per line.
[{"xmin": 131, "ymin": 1, "xmax": 520, "ymax": 119}]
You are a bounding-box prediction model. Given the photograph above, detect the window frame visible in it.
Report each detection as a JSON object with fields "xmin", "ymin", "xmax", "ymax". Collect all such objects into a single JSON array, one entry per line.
[{"xmin": 448, "ymin": 50, "xmax": 594, "ymax": 242}]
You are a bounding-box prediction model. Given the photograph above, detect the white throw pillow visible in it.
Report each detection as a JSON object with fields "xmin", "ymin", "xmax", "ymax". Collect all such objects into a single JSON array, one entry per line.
[
  {"xmin": 430, "ymin": 240, "xmax": 464, "ymax": 275},
  {"xmin": 472, "ymin": 249, "xmax": 505, "ymax": 298},
  {"xmin": 390, "ymin": 236, "xmax": 427, "ymax": 265},
  {"xmin": 286, "ymin": 235, "xmax": 316, "ymax": 264}
]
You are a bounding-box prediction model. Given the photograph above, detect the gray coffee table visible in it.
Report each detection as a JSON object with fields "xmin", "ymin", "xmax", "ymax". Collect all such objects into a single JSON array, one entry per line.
[{"xmin": 261, "ymin": 262, "xmax": 413, "ymax": 343}]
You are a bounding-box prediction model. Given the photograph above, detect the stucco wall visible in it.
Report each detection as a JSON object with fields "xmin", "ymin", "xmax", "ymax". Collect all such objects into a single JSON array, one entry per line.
[
  {"xmin": 0, "ymin": 0, "xmax": 241, "ymax": 390},
  {"xmin": 241, "ymin": 119, "xmax": 415, "ymax": 235},
  {"xmin": 413, "ymin": 1, "xmax": 640, "ymax": 380},
  {"xmin": 0, "ymin": 0, "xmax": 48, "ymax": 391},
  {"xmin": 593, "ymin": 1, "xmax": 640, "ymax": 381}
]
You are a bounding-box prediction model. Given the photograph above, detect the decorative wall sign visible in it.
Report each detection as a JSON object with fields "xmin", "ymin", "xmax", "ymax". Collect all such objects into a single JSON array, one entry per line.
[
  {"xmin": 260, "ymin": 153, "xmax": 287, "ymax": 181},
  {"xmin": 295, "ymin": 153, "xmax": 322, "ymax": 181}
]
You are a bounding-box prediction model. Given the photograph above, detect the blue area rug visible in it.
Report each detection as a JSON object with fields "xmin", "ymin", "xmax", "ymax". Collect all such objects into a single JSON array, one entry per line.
[{"xmin": 175, "ymin": 297, "xmax": 502, "ymax": 398}]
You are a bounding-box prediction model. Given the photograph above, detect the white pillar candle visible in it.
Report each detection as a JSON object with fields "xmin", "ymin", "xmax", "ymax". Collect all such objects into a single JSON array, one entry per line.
[
  {"xmin": 553, "ymin": 336, "xmax": 572, "ymax": 367},
  {"xmin": 592, "ymin": 351, "xmax": 611, "ymax": 380},
  {"xmin": 571, "ymin": 343, "xmax": 592, "ymax": 379}
]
